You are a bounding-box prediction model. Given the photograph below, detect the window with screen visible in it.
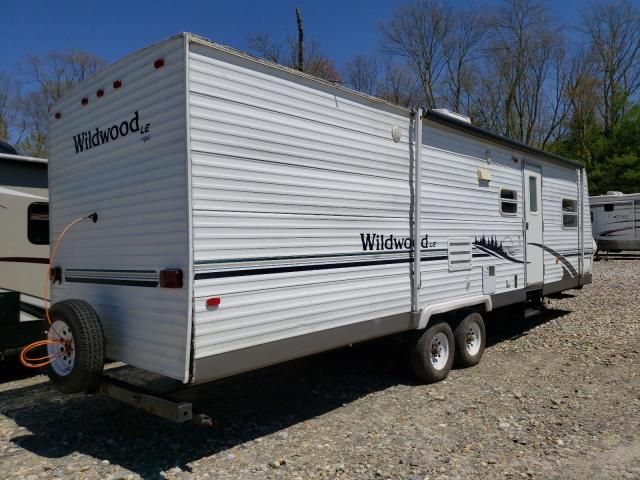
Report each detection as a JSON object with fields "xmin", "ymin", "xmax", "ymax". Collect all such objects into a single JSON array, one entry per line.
[
  {"xmin": 528, "ymin": 176, "xmax": 538, "ymax": 212},
  {"xmin": 604, "ymin": 204, "xmax": 614, "ymax": 212},
  {"xmin": 28, "ymin": 202, "xmax": 49, "ymax": 245},
  {"xmin": 562, "ymin": 198, "xmax": 578, "ymax": 228},
  {"xmin": 500, "ymin": 189, "xmax": 518, "ymax": 215}
]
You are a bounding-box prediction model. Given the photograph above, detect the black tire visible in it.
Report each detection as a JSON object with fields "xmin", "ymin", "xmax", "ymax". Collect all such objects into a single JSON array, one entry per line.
[
  {"xmin": 46, "ymin": 300, "xmax": 105, "ymax": 394},
  {"xmin": 453, "ymin": 311, "xmax": 485, "ymax": 368},
  {"xmin": 410, "ymin": 320, "xmax": 455, "ymax": 383}
]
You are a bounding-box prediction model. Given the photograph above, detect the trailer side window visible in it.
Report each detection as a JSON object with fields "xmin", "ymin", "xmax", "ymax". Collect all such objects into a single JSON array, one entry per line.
[
  {"xmin": 604, "ymin": 204, "xmax": 614, "ymax": 212},
  {"xmin": 28, "ymin": 202, "xmax": 49, "ymax": 245},
  {"xmin": 500, "ymin": 189, "xmax": 518, "ymax": 215},
  {"xmin": 562, "ymin": 199, "xmax": 578, "ymax": 228}
]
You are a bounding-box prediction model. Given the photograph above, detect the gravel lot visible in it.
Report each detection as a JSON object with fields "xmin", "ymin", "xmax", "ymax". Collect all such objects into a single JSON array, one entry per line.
[{"xmin": 1, "ymin": 258, "xmax": 638, "ymax": 480}]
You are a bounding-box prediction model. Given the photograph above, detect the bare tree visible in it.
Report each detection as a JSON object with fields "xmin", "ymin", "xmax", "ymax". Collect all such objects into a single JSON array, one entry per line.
[
  {"xmin": 247, "ymin": 33, "xmax": 282, "ymax": 63},
  {"xmin": 380, "ymin": 0, "xmax": 452, "ymax": 108},
  {"xmin": 295, "ymin": 6, "xmax": 304, "ymax": 72},
  {"xmin": 475, "ymin": 0, "xmax": 566, "ymax": 147},
  {"xmin": 0, "ymin": 73, "xmax": 21, "ymax": 143},
  {"xmin": 17, "ymin": 50, "xmax": 105, "ymax": 157},
  {"xmin": 562, "ymin": 48, "xmax": 602, "ymax": 166},
  {"xmin": 442, "ymin": 7, "xmax": 487, "ymax": 114},
  {"xmin": 471, "ymin": 74, "xmax": 507, "ymax": 135},
  {"xmin": 247, "ymin": 32, "xmax": 341, "ymax": 82},
  {"xmin": 344, "ymin": 54, "xmax": 379, "ymax": 95},
  {"xmin": 579, "ymin": 0, "xmax": 640, "ymax": 134},
  {"xmin": 24, "ymin": 50, "xmax": 104, "ymax": 104},
  {"xmin": 377, "ymin": 57, "xmax": 418, "ymax": 107},
  {"xmin": 538, "ymin": 46, "xmax": 572, "ymax": 149},
  {"xmin": 285, "ymin": 37, "xmax": 341, "ymax": 81}
]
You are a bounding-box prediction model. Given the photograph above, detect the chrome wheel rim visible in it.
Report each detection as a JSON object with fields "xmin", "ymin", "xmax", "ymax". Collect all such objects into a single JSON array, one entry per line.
[
  {"xmin": 465, "ymin": 321, "xmax": 482, "ymax": 356},
  {"xmin": 47, "ymin": 320, "xmax": 75, "ymax": 377},
  {"xmin": 430, "ymin": 332, "xmax": 449, "ymax": 370}
]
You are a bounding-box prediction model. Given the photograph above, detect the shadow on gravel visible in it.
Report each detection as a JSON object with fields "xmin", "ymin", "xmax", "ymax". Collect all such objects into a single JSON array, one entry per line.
[
  {"xmin": 2, "ymin": 305, "xmax": 572, "ymax": 479},
  {"xmin": 485, "ymin": 306, "xmax": 571, "ymax": 347},
  {"xmin": 3, "ymin": 339, "xmax": 413, "ymax": 479},
  {"xmin": 0, "ymin": 357, "xmax": 40, "ymax": 384}
]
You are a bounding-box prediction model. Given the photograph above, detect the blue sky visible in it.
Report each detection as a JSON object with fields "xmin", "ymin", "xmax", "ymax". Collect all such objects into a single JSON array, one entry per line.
[{"xmin": 1, "ymin": 0, "xmax": 598, "ymax": 77}]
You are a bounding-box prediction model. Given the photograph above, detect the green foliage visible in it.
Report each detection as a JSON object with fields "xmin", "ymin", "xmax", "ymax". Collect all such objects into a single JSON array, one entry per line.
[
  {"xmin": 590, "ymin": 153, "xmax": 640, "ymax": 194},
  {"xmin": 552, "ymin": 104, "xmax": 640, "ymax": 195},
  {"xmin": 0, "ymin": 119, "xmax": 8, "ymax": 142},
  {"xmin": 16, "ymin": 131, "xmax": 46, "ymax": 158}
]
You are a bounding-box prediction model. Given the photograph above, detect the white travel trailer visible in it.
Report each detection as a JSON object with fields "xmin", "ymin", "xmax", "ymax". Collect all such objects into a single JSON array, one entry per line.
[
  {"xmin": 45, "ymin": 33, "xmax": 593, "ymax": 411},
  {"xmin": 590, "ymin": 192, "xmax": 640, "ymax": 252},
  {"xmin": 0, "ymin": 148, "xmax": 48, "ymax": 358}
]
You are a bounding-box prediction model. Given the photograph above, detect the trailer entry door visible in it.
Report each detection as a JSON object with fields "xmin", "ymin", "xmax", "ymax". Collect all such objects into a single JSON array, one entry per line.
[{"xmin": 524, "ymin": 165, "xmax": 543, "ymax": 285}]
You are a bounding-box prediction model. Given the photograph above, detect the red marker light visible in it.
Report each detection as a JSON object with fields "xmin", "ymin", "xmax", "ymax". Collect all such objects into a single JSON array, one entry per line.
[
  {"xmin": 54, "ymin": 112, "xmax": 62, "ymax": 119},
  {"xmin": 206, "ymin": 297, "xmax": 221, "ymax": 308},
  {"xmin": 113, "ymin": 80, "xmax": 122, "ymax": 89},
  {"xmin": 154, "ymin": 58, "xmax": 165, "ymax": 69},
  {"xmin": 81, "ymin": 97, "xmax": 88, "ymax": 106},
  {"xmin": 96, "ymin": 89, "xmax": 104, "ymax": 98}
]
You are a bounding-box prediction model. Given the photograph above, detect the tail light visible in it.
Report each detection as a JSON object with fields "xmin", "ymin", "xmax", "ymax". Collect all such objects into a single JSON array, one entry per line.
[{"xmin": 159, "ymin": 269, "xmax": 183, "ymax": 288}]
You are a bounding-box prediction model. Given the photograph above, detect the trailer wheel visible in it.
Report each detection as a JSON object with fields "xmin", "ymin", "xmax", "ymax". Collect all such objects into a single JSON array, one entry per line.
[
  {"xmin": 46, "ymin": 300, "xmax": 105, "ymax": 394},
  {"xmin": 410, "ymin": 320, "xmax": 455, "ymax": 383},
  {"xmin": 453, "ymin": 311, "xmax": 485, "ymax": 368}
]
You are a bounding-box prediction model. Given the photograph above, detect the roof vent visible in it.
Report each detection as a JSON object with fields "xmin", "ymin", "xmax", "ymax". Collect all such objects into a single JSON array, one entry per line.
[
  {"xmin": 432, "ymin": 108, "xmax": 471, "ymax": 124},
  {"xmin": 606, "ymin": 191, "xmax": 624, "ymax": 196}
]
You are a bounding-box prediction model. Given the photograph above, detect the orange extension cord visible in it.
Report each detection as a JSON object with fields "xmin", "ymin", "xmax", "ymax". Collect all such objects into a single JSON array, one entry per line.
[{"xmin": 19, "ymin": 215, "xmax": 94, "ymax": 368}]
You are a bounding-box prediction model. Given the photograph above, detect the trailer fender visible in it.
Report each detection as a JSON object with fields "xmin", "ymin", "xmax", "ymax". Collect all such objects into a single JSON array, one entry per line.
[{"xmin": 417, "ymin": 295, "xmax": 492, "ymax": 330}]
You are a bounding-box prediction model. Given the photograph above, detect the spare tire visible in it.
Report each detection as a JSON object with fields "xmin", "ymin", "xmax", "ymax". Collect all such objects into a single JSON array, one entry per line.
[{"xmin": 46, "ymin": 299, "xmax": 105, "ymax": 394}]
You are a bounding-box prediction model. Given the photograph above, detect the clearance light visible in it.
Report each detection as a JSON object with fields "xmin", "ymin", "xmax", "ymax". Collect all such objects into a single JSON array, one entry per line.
[
  {"xmin": 96, "ymin": 89, "xmax": 104, "ymax": 98},
  {"xmin": 81, "ymin": 98, "xmax": 89, "ymax": 106},
  {"xmin": 154, "ymin": 58, "xmax": 165, "ymax": 69},
  {"xmin": 113, "ymin": 80, "xmax": 122, "ymax": 89},
  {"xmin": 206, "ymin": 297, "xmax": 221, "ymax": 308},
  {"xmin": 159, "ymin": 269, "xmax": 183, "ymax": 288}
]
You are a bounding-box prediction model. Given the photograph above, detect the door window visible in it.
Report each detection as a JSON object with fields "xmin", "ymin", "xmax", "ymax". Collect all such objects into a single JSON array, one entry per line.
[{"xmin": 528, "ymin": 176, "xmax": 538, "ymax": 213}]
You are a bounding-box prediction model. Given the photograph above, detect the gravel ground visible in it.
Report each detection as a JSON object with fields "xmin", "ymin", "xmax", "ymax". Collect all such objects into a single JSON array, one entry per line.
[{"xmin": 0, "ymin": 258, "xmax": 638, "ymax": 480}]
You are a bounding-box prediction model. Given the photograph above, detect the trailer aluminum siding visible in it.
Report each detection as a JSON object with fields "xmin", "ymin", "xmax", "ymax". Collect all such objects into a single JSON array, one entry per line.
[{"xmin": 48, "ymin": 33, "xmax": 591, "ymax": 384}]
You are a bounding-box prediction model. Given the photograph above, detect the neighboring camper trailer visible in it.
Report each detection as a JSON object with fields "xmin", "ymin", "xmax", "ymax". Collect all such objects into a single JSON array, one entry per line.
[
  {"xmin": 45, "ymin": 33, "xmax": 592, "ymax": 405},
  {"xmin": 0, "ymin": 151, "xmax": 48, "ymax": 359},
  {"xmin": 590, "ymin": 192, "xmax": 640, "ymax": 252}
]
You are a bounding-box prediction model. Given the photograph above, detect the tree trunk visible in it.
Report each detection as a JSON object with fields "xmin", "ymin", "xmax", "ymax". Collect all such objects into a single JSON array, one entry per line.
[{"xmin": 296, "ymin": 7, "xmax": 304, "ymax": 72}]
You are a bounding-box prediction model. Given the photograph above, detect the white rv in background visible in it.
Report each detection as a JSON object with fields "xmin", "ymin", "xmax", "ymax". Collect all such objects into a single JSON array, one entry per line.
[
  {"xmin": 590, "ymin": 192, "xmax": 640, "ymax": 252},
  {"xmin": 0, "ymin": 149, "xmax": 48, "ymax": 358},
  {"xmin": 44, "ymin": 33, "xmax": 593, "ymax": 401}
]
